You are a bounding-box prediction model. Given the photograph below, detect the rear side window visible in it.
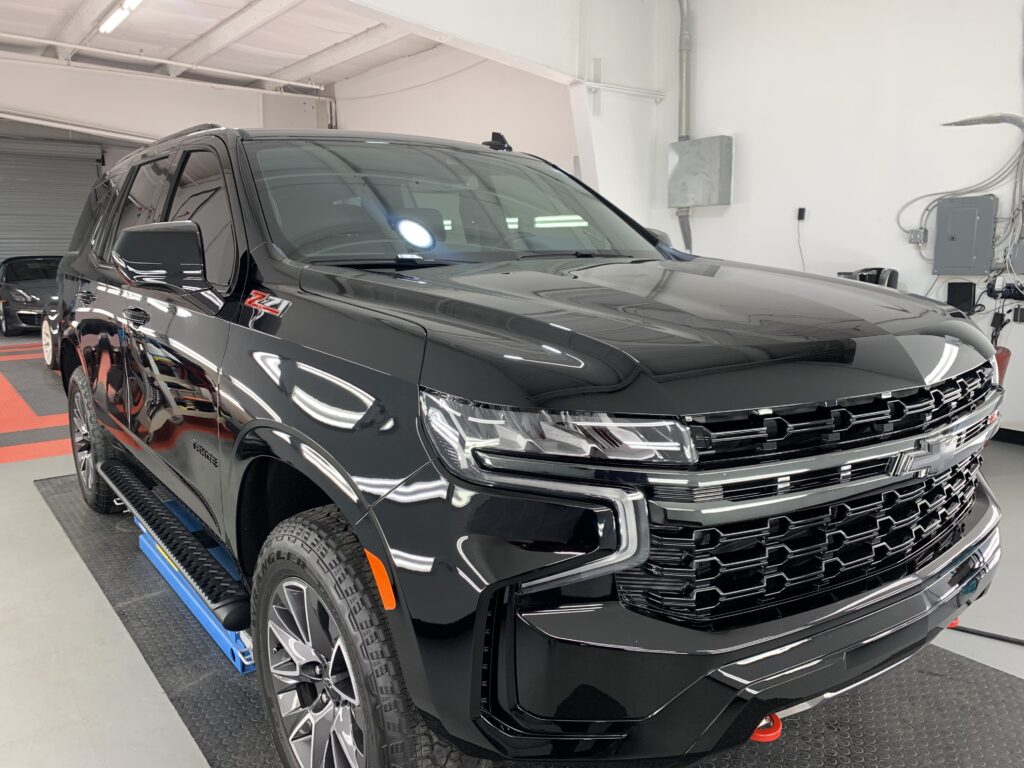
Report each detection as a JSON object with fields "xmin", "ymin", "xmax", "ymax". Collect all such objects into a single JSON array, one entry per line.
[
  {"xmin": 107, "ymin": 156, "xmax": 176, "ymax": 257},
  {"xmin": 69, "ymin": 179, "xmax": 114, "ymax": 253},
  {"xmin": 168, "ymin": 151, "xmax": 236, "ymax": 290}
]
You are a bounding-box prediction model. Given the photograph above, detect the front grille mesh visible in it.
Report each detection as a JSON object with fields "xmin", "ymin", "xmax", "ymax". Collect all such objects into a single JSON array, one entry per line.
[
  {"xmin": 617, "ymin": 455, "xmax": 982, "ymax": 630},
  {"xmin": 689, "ymin": 363, "xmax": 995, "ymax": 468}
]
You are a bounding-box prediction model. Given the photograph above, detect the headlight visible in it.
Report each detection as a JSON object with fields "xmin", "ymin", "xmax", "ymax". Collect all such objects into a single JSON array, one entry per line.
[
  {"xmin": 989, "ymin": 354, "xmax": 999, "ymax": 386},
  {"xmin": 9, "ymin": 288, "xmax": 37, "ymax": 304},
  {"xmin": 420, "ymin": 389, "xmax": 697, "ymax": 481}
]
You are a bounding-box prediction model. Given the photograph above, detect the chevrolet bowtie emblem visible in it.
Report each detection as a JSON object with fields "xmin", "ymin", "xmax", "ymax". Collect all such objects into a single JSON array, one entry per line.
[{"xmin": 894, "ymin": 432, "xmax": 963, "ymax": 477}]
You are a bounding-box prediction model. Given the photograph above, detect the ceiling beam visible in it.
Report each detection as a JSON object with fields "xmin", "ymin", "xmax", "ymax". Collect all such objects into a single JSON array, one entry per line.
[
  {"xmin": 52, "ymin": 0, "xmax": 118, "ymax": 60},
  {"xmin": 263, "ymin": 23, "xmax": 404, "ymax": 86},
  {"xmin": 162, "ymin": 0, "xmax": 306, "ymax": 76}
]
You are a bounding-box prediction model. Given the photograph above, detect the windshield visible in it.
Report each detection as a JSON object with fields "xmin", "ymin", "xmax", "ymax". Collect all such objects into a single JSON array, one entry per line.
[
  {"xmin": 4, "ymin": 258, "xmax": 59, "ymax": 282},
  {"xmin": 243, "ymin": 139, "xmax": 662, "ymax": 264}
]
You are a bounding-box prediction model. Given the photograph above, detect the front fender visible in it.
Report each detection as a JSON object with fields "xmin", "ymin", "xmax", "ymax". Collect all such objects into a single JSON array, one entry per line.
[
  {"xmin": 227, "ymin": 420, "xmax": 371, "ymax": 519},
  {"xmin": 223, "ymin": 420, "xmax": 418, "ymax": 577}
]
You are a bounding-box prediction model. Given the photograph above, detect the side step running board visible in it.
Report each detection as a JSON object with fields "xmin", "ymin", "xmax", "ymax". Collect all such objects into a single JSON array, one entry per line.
[{"xmin": 97, "ymin": 460, "xmax": 250, "ymax": 631}]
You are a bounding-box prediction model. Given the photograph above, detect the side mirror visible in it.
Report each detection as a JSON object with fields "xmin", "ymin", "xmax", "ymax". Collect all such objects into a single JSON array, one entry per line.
[
  {"xmin": 111, "ymin": 222, "xmax": 210, "ymax": 293},
  {"xmin": 646, "ymin": 227, "xmax": 672, "ymax": 245}
]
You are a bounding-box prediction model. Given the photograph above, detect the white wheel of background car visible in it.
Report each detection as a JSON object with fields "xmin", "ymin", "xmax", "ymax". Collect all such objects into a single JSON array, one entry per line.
[{"xmin": 41, "ymin": 319, "xmax": 53, "ymax": 366}]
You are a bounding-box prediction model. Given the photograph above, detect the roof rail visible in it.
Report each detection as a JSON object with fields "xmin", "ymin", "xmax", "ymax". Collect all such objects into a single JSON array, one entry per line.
[{"xmin": 158, "ymin": 123, "xmax": 225, "ymax": 142}]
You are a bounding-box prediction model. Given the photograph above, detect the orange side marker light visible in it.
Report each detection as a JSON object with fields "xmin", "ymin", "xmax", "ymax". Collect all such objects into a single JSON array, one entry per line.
[
  {"xmin": 364, "ymin": 548, "xmax": 397, "ymax": 610},
  {"xmin": 750, "ymin": 713, "xmax": 783, "ymax": 743}
]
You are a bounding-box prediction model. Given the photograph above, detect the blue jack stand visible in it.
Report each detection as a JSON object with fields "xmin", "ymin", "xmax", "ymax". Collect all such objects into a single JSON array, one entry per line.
[{"xmin": 134, "ymin": 499, "xmax": 255, "ymax": 675}]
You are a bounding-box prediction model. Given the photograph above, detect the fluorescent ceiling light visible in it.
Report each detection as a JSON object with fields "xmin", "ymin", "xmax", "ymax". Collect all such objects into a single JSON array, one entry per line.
[
  {"xmin": 99, "ymin": 0, "xmax": 144, "ymax": 34},
  {"xmin": 99, "ymin": 7, "xmax": 130, "ymax": 33}
]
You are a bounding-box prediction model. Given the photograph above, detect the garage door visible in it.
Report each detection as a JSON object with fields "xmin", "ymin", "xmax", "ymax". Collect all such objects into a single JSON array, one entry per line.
[{"xmin": 0, "ymin": 139, "xmax": 101, "ymax": 258}]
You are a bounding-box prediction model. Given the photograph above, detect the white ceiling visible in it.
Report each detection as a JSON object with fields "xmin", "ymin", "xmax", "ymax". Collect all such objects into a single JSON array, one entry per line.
[{"xmin": 0, "ymin": 0, "xmax": 438, "ymax": 91}]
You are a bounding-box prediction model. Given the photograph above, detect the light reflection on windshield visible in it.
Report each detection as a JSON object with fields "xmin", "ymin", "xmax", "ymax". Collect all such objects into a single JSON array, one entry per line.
[{"xmin": 244, "ymin": 139, "xmax": 662, "ymax": 265}]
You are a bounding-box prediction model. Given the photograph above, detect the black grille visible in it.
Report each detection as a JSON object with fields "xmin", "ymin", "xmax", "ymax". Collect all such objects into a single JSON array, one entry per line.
[
  {"xmin": 617, "ymin": 455, "xmax": 982, "ymax": 630},
  {"xmin": 689, "ymin": 364, "xmax": 995, "ymax": 468}
]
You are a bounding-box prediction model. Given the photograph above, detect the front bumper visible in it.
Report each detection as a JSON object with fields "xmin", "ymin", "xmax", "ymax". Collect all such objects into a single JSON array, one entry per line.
[
  {"xmin": 2, "ymin": 304, "xmax": 43, "ymax": 330},
  {"xmin": 504, "ymin": 479, "xmax": 999, "ymax": 760},
  {"xmin": 372, "ymin": 469, "xmax": 1000, "ymax": 762}
]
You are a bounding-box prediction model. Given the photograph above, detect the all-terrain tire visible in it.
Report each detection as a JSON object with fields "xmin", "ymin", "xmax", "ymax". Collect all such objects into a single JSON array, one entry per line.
[
  {"xmin": 252, "ymin": 506, "xmax": 478, "ymax": 768},
  {"xmin": 67, "ymin": 366, "xmax": 118, "ymax": 514}
]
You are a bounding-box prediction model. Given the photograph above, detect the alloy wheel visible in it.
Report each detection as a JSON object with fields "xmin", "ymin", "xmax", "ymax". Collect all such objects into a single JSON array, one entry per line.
[
  {"xmin": 0, "ymin": 310, "xmax": 6, "ymax": 336},
  {"xmin": 71, "ymin": 391, "xmax": 94, "ymax": 490},
  {"xmin": 268, "ymin": 577, "xmax": 366, "ymax": 768},
  {"xmin": 41, "ymin": 320, "xmax": 52, "ymax": 366}
]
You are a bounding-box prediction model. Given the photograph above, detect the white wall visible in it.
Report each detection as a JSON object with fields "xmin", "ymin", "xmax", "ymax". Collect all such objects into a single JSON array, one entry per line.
[
  {"xmin": 334, "ymin": 0, "xmax": 581, "ymax": 82},
  {"xmin": 334, "ymin": 47, "xmax": 578, "ymax": 170},
  {"xmin": 687, "ymin": 0, "xmax": 1024, "ymax": 426},
  {"xmin": 334, "ymin": 1, "xmax": 682, "ymax": 234},
  {"xmin": 571, "ymin": 0, "xmax": 680, "ymax": 234}
]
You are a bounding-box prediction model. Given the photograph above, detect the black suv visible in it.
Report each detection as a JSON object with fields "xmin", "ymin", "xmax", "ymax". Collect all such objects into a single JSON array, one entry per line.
[{"xmin": 56, "ymin": 124, "xmax": 1003, "ymax": 767}]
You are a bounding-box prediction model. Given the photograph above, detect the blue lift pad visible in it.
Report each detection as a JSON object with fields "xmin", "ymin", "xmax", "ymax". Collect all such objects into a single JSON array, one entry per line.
[{"xmin": 135, "ymin": 515, "xmax": 255, "ymax": 675}]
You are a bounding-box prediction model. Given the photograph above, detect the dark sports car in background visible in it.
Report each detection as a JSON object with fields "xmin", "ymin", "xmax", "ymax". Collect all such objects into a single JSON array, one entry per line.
[{"xmin": 0, "ymin": 255, "xmax": 61, "ymax": 336}]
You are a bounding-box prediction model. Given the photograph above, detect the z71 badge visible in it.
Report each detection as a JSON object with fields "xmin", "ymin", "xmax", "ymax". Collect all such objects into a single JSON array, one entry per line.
[{"xmin": 243, "ymin": 290, "xmax": 291, "ymax": 317}]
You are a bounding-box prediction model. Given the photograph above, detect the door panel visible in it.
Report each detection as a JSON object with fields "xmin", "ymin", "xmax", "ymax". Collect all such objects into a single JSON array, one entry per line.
[
  {"xmin": 121, "ymin": 295, "xmax": 228, "ymax": 533},
  {"xmin": 64, "ymin": 175, "xmax": 130, "ymax": 438},
  {"xmin": 118, "ymin": 147, "xmax": 240, "ymax": 534},
  {"xmin": 74, "ymin": 279, "xmax": 128, "ymax": 436}
]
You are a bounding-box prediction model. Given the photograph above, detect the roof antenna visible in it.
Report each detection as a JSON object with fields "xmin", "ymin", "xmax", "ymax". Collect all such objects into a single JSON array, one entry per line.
[{"xmin": 482, "ymin": 132, "xmax": 513, "ymax": 151}]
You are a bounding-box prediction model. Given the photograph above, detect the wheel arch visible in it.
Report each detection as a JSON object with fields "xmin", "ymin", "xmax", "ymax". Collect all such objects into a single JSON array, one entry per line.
[
  {"xmin": 227, "ymin": 422, "xmax": 383, "ymax": 579},
  {"xmin": 58, "ymin": 329, "xmax": 85, "ymax": 393}
]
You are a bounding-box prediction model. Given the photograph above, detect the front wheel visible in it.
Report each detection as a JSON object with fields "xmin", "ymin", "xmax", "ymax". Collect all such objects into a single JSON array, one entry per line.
[
  {"xmin": 0, "ymin": 307, "xmax": 11, "ymax": 337},
  {"xmin": 252, "ymin": 507, "xmax": 469, "ymax": 768}
]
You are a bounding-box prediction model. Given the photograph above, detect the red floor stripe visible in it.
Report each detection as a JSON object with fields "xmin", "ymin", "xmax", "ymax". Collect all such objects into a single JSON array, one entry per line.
[
  {"xmin": 0, "ymin": 438, "xmax": 71, "ymax": 463},
  {"xmin": 0, "ymin": 413, "xmax": 67, "ymax": 434},
  {"xmin": 0, "ymin": 342, "xmax": 42, "ymax": 350},
  {"xmin": 0, "ymin": 353, "xmax": 42, "ymax": 363},
  {"xmin": 0, "ymin": 372, "xmax": 67, "ymax": 434}
]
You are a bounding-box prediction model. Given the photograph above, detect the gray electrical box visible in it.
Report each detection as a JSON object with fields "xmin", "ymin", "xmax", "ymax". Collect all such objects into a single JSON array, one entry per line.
[
  {"xmin": 668, "ymin": 135, "xmax": 734, "ymax": 207},
  {"xmin": 933, "ymin": 194, "xmax": 997, "ymax": 275}
]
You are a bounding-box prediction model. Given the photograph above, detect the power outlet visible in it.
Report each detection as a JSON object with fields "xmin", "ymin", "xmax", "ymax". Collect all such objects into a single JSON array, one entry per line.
[{"xmin": 908, "ymin": 228, "xmax": 928, "ymax": 245}]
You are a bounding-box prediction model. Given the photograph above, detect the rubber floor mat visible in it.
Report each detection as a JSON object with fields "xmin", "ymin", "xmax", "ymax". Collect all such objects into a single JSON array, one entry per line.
[
  {"xmin": 37, "ymin": 474, "xmax": 279, "ymax": 768},
  {"xmin": 37, "ymin": 473, "xmax": 1024, "ymax": 768}
]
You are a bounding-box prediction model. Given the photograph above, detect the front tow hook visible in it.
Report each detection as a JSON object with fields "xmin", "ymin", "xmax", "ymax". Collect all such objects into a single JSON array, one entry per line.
[{"xmin": 750, "ymin": 713, "xmax": 783, "ymax": 743}]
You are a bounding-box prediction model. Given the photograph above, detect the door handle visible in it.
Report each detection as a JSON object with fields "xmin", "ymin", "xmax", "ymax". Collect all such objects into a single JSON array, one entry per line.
[
  {"xmin": 122, "ymin": 307, "xmax": 151, "ymax": 327},
  {"xmin": 76, "ymin": 290, "xmax": 96, "ymax": 305}
]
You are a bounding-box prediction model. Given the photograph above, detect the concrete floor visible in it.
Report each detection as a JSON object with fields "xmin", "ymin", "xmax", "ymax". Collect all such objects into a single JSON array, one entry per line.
[
  {"xmin": 0, "ymin": 334, "xmax": 208, "ymax": 767},
  {"xmin": 1, "ymin": 332, "xmax": 1022, "ymax": 765}
]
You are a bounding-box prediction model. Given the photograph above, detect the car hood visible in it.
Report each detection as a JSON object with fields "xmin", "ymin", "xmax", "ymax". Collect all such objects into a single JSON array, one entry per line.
[
  {"xmin": 3, "ymin": 279, "xmax": 56, "ymax": 302},
  {"xmin": 300, "ymin": 257, "xmax": 994, "ymax": 414}
]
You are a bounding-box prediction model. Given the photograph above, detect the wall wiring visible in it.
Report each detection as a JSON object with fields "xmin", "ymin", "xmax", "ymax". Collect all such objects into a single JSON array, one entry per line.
[
  {"xmin": 897, "ymin": 117, "xmax": 1024, "ymax": 345},
  {"xmin": 796, "ymin": 218, "xmax": 807, "ymax": 271}
]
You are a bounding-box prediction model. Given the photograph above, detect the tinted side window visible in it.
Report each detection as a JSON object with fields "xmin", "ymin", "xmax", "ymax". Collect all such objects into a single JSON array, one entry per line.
[
  {"xmin": 108, "ymin": 156, "xmax": 176, "ymax": 256},
  {"xmin": 70, "ymin": 179, "xmax": 113, "ymax": 253},
  {"xmin": 169, "ymin": 151, "xmax": 236, "ymax": 290}
]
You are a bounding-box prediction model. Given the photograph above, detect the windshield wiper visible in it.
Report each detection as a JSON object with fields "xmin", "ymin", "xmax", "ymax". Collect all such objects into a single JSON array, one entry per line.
[
  {"xmin": 516, "ymin": 251, "xmax": 633, "ymax": 260},
  {"xmin": 312, "ymin": 256, "xmax": 467, "ymax": 270}
]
